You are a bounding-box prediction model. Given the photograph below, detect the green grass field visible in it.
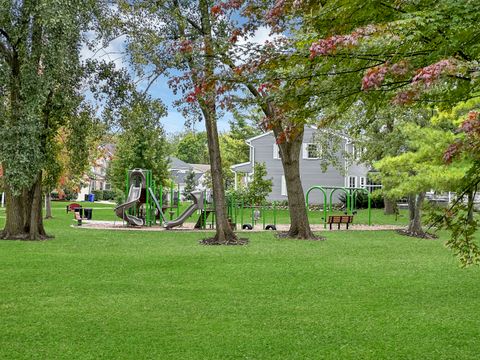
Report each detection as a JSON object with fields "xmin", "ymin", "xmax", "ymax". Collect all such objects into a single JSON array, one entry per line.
[{"xmin": 0, "ymin": 202, "xmax": 479, "ymax": 359}]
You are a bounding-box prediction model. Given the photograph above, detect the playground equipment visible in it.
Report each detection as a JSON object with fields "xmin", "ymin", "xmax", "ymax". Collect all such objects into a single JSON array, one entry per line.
[
  {"xmin": 305, "ymin": 185, "xmax": 372, "ymax": 228},
  {"xmin": 114, "ymin": 169, "xmax": 178, "ymax": 227},
  {"xmin": 227, "ymin": 194, "xmax": 278, "ymax": 231},
  {"xmin": 114, "ymin": 169, "xmax": 211, "ymax": 229},
  {"xmin": 113, "ymin": 169, "xmax": 280, "ymax": 231},
  {"xmin": 165, "ymin": 191, "xmax": 204, "ymax": 229}
]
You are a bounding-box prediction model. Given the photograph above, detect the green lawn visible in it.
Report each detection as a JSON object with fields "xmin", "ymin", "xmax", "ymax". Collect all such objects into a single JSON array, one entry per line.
[{"xmin": 0, "ymin": 203, "xmax": 479, "ymax": 359}]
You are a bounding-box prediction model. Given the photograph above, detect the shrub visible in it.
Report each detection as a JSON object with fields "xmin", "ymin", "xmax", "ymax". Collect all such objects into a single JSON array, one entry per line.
[
  {"xmin": 245, "ymin": 163, "xmax": 273, "ymax": 206},
  {"xmin": 102, "ymin": 190, "xmax": 116, "ymax": 201},
  {"xmin": 91, "ymin": 190, "xmax": 104, "ymax": 201},
  {"xmin": 339, "ymin": 191, "xmax": 385, "ymax": 209},
  {"xmin": 63, "ymin": 188, "xmax": 78, "ymax": 201},
  {"xmin": 114, "ymin": 189, "xmax": 126, "ymax": 206}
]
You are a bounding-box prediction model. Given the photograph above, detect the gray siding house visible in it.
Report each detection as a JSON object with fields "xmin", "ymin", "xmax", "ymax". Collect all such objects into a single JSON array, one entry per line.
[{"xmin": 231, "ymin": 126, "xmax": 370, "ymax": 204}]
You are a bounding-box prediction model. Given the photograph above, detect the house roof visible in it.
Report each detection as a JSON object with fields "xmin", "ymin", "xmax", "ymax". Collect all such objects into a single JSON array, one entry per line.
[
  {"xmin": 244, "ymin": 125, "xmax": 350, "ymax": 144},
  {"xmin": 171, "ymin": 170, "xmax": 203, "ymax": 185},
  {"xmin": 168, "ymin": 157, "xmax": 193, "ymax": 170},
  {"xmin": 230, "ymin": 162, "xmax": 252, "ymax": 173},
  {"xmin": 190, "ymin": 164, "xmax": 210, "ymax": 173}
]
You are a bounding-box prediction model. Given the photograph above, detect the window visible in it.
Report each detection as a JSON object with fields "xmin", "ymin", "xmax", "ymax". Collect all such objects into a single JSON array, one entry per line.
[
  {"xmin": 353, "ymin": 146, "xmax": 365, "ymax": 161},
  {"xmin": 359, "ymin": 177, "xmax": 366, "ymax": 188},
  {"xmin": 273, "ymin": 144, "xmax": 281, "ymax": 159},
  {"xmin": 348, "ymin": 176, "xmax": 357, "ymax": 188},
  {"xmin": 281, "ymin": 175, "xmax": 287, "ymax": 196},
  {"xmin": 302, "ymin": 143, "xmax": 320, "ymax": 159}
]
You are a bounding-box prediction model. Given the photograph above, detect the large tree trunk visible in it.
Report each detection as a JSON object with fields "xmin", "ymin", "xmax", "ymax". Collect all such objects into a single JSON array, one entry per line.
[
  {"xmin": 406, "ymin": 192, "xmax": 425, "ymax": 236},
  {"xmin": 1, "ymin": 172, "xmax": 48, "ymax": 240},
  {"xmin": 198, "ymin": 0, "xmax": 237, "ymax": 244},
  {"xmin": 237, "ymin": 83, "xmax": 316, "ymax": 239},
  {"xmin": 277, "ymin": 128, "xmax": 315, "ymax": 239},
  {"xmin": 384, "ymin": 197, "xmax": 397, "ymax": 215}
]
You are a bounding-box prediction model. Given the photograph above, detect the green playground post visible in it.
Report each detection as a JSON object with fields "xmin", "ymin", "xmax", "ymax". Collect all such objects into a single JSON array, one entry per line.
[
  {"xmin": 352, "ymin": 188, "xmax": 372, "ymax": 226},
  {"xmin": 146, "ymin": 170, "xmax": 151, "ymax": 226},
  {"xmin": 233, "ymin": 195, "xmax": 238, "ymax": 227},
  {"xmin": 262, "ymin": 202, "xmax": 266, "ymax": 229},
  {"xmin": 159, "ymin": 184, "xmax": 163, "ymax": 224},
  {"xmin": 305, "ymin": 186, "xmax": 328, "ymax": 229},
  {"xmin": 240, "ymin": 197, "xmax": 244, "ymax": 227},
  {"xmin": 329, "ymin": 187, "xmax": 350, "ymax": 214},
  {"xmin": 169, "ymin": 184, "xmax": 174, "ymax": 220},
  {"xmin": 176, "ymin": 184, "xmax": 180, "ymax": 217},
  {"xmin": 203, "ymin": 190, "xmax": 207, "ymax": 230}
]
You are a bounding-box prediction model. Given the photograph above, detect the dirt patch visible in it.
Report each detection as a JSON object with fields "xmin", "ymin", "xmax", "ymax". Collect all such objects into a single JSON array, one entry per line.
[
  {"xmin": 275, "ymin": 232, "xmax": 325, "ymax": 241},
  {"xmin": 77, "ymin": 221, "xmax": 406, "ymax": 233},
  {"xmin": 199, "ymin": 237, "xmax": 249, "ymax": 246},
  {"xmin": 396, "ymin": 229, "xmax": 439, "ymax": 239}
]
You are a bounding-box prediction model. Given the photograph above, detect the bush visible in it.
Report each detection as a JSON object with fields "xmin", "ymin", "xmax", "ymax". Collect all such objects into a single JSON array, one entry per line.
[
  {"xmin": 63, "ymin": 188, "xmax": 78, "ymax": 201},
  {"xmin": 91, "ymin": 190, "xmax": 104, "ymax": 201},
  {"xmin": 339, "ymin": 191, "xmax": 385, "ymax": 209},
  {"xmin": 102, "ymin": 190, "xmax": 116, "ymax": 201},
  {"xmin": 245, "ymin": 163, "xmax": 272, "ymax": 206},
  {"xmin": 114, "ymin": 189, "xmax": 126, "ymax": 206}
]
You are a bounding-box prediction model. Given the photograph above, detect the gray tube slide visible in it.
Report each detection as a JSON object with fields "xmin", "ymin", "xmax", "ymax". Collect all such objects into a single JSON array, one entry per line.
[
  {"xmin": 165, "ymin": 191, "xmax": 203, "ymax": 229},
  {"xmin": 114, "ymin": 185, "xmax": 144, "ymax": 226},
  {"xmin": 165, "ymin": 203, "xmax": 198, "ymax": 229}
]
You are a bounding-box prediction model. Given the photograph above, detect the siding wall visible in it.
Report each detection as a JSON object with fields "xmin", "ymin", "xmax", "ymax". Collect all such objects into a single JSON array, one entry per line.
[{"xmin": 249, "ymin": 127, "xmax": 370, "ymax": 204}]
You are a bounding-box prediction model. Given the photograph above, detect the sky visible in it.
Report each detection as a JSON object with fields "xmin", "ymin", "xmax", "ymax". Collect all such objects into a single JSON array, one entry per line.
[{"xmin": 80, "ymin": 26, "xmax": 274, "ymax": 135}]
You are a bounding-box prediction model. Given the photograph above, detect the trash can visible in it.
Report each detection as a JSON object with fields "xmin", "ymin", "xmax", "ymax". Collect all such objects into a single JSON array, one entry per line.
[
  {"xmin": 84, "ymin": 208, "xmax": 93, "ymax": 220},
  {"xmin": 84, "ymin": 194, "xmax": 89, "ymax": 201},
  {"xmin": 88, "ymin": 193, "xmax": 95, "ymax": 202}
]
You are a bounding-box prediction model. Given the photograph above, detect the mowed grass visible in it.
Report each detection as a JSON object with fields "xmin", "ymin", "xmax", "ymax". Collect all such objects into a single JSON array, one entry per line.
[{"xmin": 0, "ymin": 203, "xmax": 479, "ymax": 359}]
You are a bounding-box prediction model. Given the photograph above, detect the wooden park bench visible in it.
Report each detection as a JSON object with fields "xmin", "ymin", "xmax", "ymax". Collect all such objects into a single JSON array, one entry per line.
[
  {"xmin": 66, "ymin": 203, "xmax": 82, "ymax": 213},
  {"xmin": 327, "ymin": 215, "xmax": 354, "ymax": 230}
]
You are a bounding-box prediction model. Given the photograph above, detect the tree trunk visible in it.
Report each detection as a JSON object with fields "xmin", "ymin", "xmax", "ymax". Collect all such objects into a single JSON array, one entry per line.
[
  {"xmin": 384, "ymin": 197, "xmax": 397, "ymax": 215},
  {"xmin": 277, "ymin": 128, "xmax": 315, "ymax": 239},
  {"xmin": 198, "ymin": 0, "xmax": 237, "ymax": 244},
  {"xmin": 406, "ymin": 192, "xmax": 425, "ymax": 236},
  {"xmin": 0, "ymin": 172, "xmax": 48, "ymax": 240},
  {"xmin": 28, "ymin": 173, "xmax": 47, "ymax": 239},
  {"xmin": 45, "ymin": 190, "xmax": 52, "ymax": 219}
]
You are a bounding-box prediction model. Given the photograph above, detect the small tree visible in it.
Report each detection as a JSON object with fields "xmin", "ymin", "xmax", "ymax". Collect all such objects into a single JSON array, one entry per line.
[
  {"xmin": 375, "ymin": 123, "xmax": 466, "ymax": 236},
  {"xmin": 108, "ymin": 94, "xmax": 169, "ymax": 191},
  {"xmin": 246, "ymin": 163, "xmax": 273, "ymax": 206},
  {"xmin": 182, "ymin": 169, "xmax": 198, "ymax": 200}
]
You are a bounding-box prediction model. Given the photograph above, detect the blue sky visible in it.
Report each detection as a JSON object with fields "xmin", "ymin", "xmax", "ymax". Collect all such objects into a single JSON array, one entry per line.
[{"xmin": 81, "ymin": 26, "xmax": 273, "ymax": 135}]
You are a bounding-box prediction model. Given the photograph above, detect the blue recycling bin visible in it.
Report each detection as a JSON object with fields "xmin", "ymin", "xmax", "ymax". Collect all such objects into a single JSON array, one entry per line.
[{"xmin": 88, "ymin": 193, "xmax": 95, "ymax": 202}]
